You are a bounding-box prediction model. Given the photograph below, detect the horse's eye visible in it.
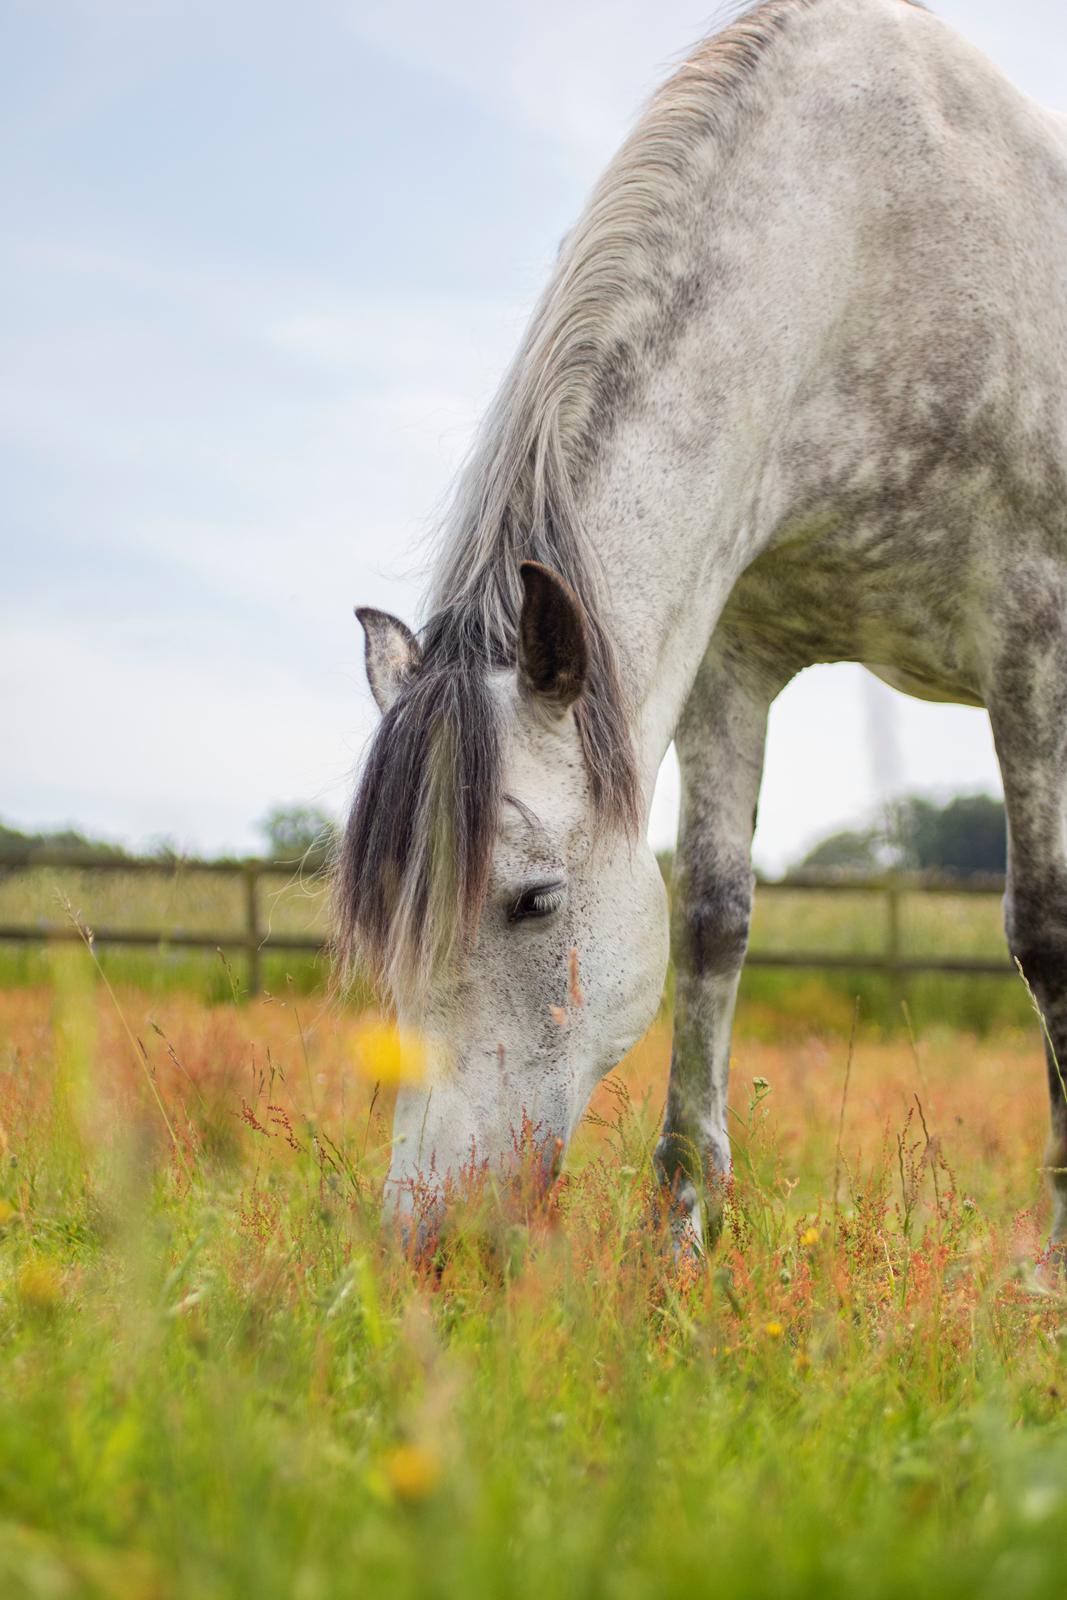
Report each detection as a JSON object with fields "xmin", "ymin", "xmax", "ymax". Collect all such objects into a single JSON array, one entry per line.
[{"xmin": 507, "ymin": 881, "xmax": 565, "ymax": 923}]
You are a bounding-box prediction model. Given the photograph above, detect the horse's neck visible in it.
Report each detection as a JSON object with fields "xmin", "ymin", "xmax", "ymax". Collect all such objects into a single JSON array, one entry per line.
[
  {"xmin": 576, "ymin": 377, "xmax": 773, "ymax": 801},
  {"xmin": 569, "ymin": 143, "xmax": 820, "ymax": 791},
  {"xmin": 568, "ymin": 0, "xmax": 954, "ymax": 799}
]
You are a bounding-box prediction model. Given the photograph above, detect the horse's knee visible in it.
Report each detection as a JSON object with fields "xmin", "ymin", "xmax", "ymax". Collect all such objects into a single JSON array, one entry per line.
[
  {"xmin": 1005, "ymin": 882, "xmax": 1067, "ymax": 995},
  {"xmin": 674, "ymin": 867, "xmax": 753, "ymax": 978}
]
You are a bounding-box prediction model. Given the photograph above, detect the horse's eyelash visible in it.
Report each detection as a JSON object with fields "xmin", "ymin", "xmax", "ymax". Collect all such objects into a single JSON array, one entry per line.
[{"xmin": 508, "ymin": 884, "xmax": 565, "ymax": 922}]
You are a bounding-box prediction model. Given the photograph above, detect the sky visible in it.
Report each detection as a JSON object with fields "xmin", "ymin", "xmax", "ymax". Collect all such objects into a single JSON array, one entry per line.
[{"xmin": 3, "ymin": 0, "xmax": 1065, "ymax": 870}]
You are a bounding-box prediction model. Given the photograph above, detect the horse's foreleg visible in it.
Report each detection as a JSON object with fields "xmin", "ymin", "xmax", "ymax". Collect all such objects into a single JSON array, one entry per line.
[
  {"xmin": 989, "ymin": 634, "xmax": 1067, "ymax": 1249},
  {"xmin": 655, "ymin": 639, "xmax": 786, "ymax": 1249}
]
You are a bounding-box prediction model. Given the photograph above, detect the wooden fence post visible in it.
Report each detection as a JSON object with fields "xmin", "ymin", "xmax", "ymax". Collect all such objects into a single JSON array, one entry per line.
[
  {"xmin": 885, "ymin": 878, "xmax": 902, "ymax": 974},
  {"xmin": 244, "ymin": 863, "xmax": 262, "ymax": 997}
]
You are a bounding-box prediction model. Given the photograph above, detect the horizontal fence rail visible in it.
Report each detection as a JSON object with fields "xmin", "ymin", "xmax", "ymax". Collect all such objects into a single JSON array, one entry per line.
[
  {"xmin": 745, "ymin": 869, "xmax": 1013, "ymax": 979},
  {"xmin": 0, "ymin": 847, "xmax": 1013, "ymax": 994}
]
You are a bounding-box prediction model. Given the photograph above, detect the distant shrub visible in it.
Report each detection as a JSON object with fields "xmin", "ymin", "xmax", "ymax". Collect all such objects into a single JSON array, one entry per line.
[
  {"xmin": 795, "ymin": 793, "xmax": 1006, "ymax": 879},
  {"xmin": 795, "ymin": 828, "xmax": 883, "ymax": 874},
  {"xmin": 259, "ymin": 803, "xmax": 338, "ymax": 862},
  {"xmin": 0, "ymin": 818, "xmax": 124, "ymax": 861}
]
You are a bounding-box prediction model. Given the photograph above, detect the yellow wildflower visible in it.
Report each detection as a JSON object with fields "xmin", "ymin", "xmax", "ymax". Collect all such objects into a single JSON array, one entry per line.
[
  {"xmin": 764, "ymin": 1321, "xmax": 784, "ymax": 1339},
  {"xmin": 801, "ymin": 1226, "xmax": 820, "ymax": 1248},
  {"xmin": 17, "ymin": 1260, "xmax": 62, "ymax": 1315},
  {"xmin": 382, "ymin": 1443, "xmax": 442, "ymax": 1504},
  {"xmin": 354, "ymin": 1020, "xmax": 426, "ymax": 1086}
]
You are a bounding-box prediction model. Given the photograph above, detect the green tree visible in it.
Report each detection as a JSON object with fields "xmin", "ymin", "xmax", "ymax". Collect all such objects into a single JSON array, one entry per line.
[
  {"xmin": 794, "ymin": 793, "xmax": 1006, "ymax": 879},
  {"xmin": 259, "ymin": 804, "xmax": 337, "ymax": 862},
  {"xmin": 890, "ymin": 793, "xmax": 1005, "ymax": 876},
  {"xmin": 795, "ymin": 827, "xmax": 882, "ymax": 874}
]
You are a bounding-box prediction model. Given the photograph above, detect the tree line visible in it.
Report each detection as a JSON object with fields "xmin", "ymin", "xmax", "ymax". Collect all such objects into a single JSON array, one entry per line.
[
  {"xmin": 1, "ymin": 794, "xmax": 1007, "ymax": 879},
  {"xmin": 796, "ymin": 793, "xmax": 1006, "ymax": 878}
]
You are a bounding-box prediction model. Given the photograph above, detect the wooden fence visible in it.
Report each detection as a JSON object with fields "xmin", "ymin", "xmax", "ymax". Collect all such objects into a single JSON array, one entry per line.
[
  {"xmin": 0, "ymin": 847, "xmax": 1014, "ymax": 994},
  {"xmin": 0, "ymin": 847, "xmax": 328, "ymax": 995}
]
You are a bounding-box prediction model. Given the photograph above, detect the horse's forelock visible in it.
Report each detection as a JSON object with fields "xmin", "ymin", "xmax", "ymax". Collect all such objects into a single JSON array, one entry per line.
[{"xmin": 334, "ymin": 651, "xmax": 504, "ymax": 997}]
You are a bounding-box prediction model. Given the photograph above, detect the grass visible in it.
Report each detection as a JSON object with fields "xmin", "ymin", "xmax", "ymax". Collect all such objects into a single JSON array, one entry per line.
[{"xmin": 2, "ymin": 950, "xmax": 1067, "ymax": 1598}]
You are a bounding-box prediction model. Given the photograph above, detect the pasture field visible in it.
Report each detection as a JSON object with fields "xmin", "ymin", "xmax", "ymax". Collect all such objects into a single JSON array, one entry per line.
[
  {"xmin": 0, "ymin": 860, "xmax": 1030, "ymax": 1032},
  {"xmin": 2, "ymin": 951, "xmax": 1067, "ymax": 1598}
]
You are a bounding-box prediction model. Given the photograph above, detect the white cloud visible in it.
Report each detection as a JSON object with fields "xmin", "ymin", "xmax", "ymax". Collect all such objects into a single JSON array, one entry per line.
[
  {"xmin": 3, "ymin": 617, "xmax": 362, "ymax": 855},
  {"xmin": 343, "ymin": 0, "xmax": 721, "ymax": 162}
]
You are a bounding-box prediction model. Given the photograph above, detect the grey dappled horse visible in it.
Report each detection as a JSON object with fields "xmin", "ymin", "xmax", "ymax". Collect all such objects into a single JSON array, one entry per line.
[{"xmin": 338, "ymin": 0, "xmax": 1067, "ymax": 1248}]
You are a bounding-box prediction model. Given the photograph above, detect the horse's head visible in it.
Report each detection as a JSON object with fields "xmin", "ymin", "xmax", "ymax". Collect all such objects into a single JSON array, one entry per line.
[{"xmin": 340, "ymin": 562, "xmax": 668, "ymax": 1223}]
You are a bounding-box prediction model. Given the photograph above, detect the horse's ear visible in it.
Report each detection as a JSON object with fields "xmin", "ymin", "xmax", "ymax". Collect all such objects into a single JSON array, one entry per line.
[
  {"xmin": 355, "ymin": 607, "xmax": 421, "ymax": 714},
  {"xmin": 517, "ymin": 561, "xmax": 588, "ymax": 712}
]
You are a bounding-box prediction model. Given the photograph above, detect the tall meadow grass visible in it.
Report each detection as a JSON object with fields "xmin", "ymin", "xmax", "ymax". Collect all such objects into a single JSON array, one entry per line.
[{"xmin": 1, "ymin": 952, "xmax": 1066, "ymax": 1597}]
